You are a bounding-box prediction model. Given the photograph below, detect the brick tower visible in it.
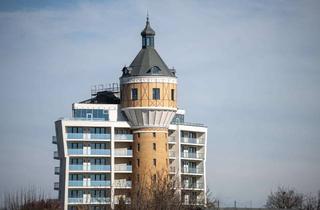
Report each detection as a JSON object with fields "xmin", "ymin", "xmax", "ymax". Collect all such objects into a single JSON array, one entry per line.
[{"xmin": 120, "ymin": 17, "xmax": 177, "ymax": 191}]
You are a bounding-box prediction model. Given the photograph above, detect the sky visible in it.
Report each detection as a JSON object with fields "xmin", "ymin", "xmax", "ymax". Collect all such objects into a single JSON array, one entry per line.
[{"xmin": 0, "ymin": 0, "xmax": 319, "ymax": 207}]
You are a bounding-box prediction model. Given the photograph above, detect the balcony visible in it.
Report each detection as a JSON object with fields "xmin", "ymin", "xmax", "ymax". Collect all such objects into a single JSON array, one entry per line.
[
  {"xmin": 68, "ymin": 197, "xmax": 83, "ymax": 204},
  {"xmin": 68, "ymin": 197, "xmax": 111, "ymax": 204},
  {"xmin": 168, "ymin": 136, "xmax": 176, "ymax": 143},
  {"xmin": 181, "ymin": 152, "xmax": 204, "ymax": 159},
  {"xmin": 54, "ymin": 166, "xmax": 60, "ymax": 175},
  {"xmin": 52, "ymin": 136, "xmax": 57, "ymax": 144},
  {"xmin": 91, "ymin": 149, "xmax": 111, "ymax": 155},
  {"xmin": 67, "ymin": 133, "xmax": 83, "ymax": 139},
  {"xmin": 114, "ymin": 134, "xmax": 133, "ymax": 141},
  {"xmin": 90, "ymin": 197, "xmax": 111, "ymax": 204},
  {"xmin": 54, "ymin": 182, "xmax": 59, "ymax": 190},
  {"xmin": 114, "ymin": 149, "xmax": 133, "ymax": 157},
  {"xmin": 169, "ymin": 150, "xmax": 176, "ymax": 158},
  {"xmin": 169, "ymin": 166, "xmax": 176, "ymax": 173},
  {"xmin": 69, "ymin": 165, "xmax": 111, "ymax": 171},
  {"xmin": 182, "ymin": 182, "xmax": 204, "ymax": 189},
  {"xmin": 114, "ymin": 165, "xmax": 132, "ymax": 172},
  {"xmin": 90, "ymin": 165, "xmax": 111, "ymax": 171},
  {"xmin": 90, "ymin": 133, "xmax": 111, "ymax": 140},
  {"xmin": 181, "ymin": 167, "xmax": 204, "ymax": 174},
  {"xmin": 91, "ymin": 180, "xmax": 111, "ymax": 187},
  {"xmin": 68, "ymin": 180, "xmax": 111, "ymax": 187},
  {"xmin": 67, "ymin": 149, "xmax": 111, "ymax": 156},
  {"xmin": 181, "ymin": 137, "xmax": 205, "ymax": 145},
  {"xmin": 114, "ymin": 180, "xmax": 132, "ymax": 188},
  {"xmin": 69, "ymin": 180, "xmax": 83, "ymax": 186},
  {"xmin": 53, "ymin": 151, "xmax": 59, "ymax": 160},
  {"xmin": 114, "ymin": 197, "xmax": 131, "ymax": 205}
]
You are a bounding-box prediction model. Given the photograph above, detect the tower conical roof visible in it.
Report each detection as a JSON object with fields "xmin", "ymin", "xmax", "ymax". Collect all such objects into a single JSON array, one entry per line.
[
  {"xmin": 141, "ymin": 17, "xmax": 155, "ymax": 36},
  {"xmin": 129, "ymin": 47, "xmax": 174, "ymax": 77}
]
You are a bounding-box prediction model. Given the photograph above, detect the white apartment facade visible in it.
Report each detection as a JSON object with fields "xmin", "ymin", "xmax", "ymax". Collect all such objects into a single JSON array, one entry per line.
[{"xmin": 53, "ymin": 18, "xmax": 207, "ymax": 210}]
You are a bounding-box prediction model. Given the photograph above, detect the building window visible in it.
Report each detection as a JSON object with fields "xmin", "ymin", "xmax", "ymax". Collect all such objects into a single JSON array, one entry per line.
[
  {"xmin": 171, "ymin": 89, "xmax": 175, "ymax": 101},
  {"xmin": 152, "ymin": 88, "xmax": 160, "ymax": 100},
  {"xmin": 137, "ymin": 133, "xmax": 140, "ymax": 138},
  {"xmin": 131, "ymin": 88, "xmax": 138, "ymax": 100},
  {"xmin": 137, "ymin": 143, "xmax": 140, "ymax": 151},
  {"xmin": 153, "ymin": 143, "xmax": 156, "ymax": 151},
  {"xmin": 137, "ymin": 159, "xmax": 140, "ymax": 167},
  {"xmin": 152, "ymin": 174, "xmax": 156, "ymax": 183},
  {"xmin": 153, "ymin": 132, "xmax": 156, "ymax": 138},
  {"xmin": 153, "ymin": 159, "xmax": 157, "ymax": 166}
]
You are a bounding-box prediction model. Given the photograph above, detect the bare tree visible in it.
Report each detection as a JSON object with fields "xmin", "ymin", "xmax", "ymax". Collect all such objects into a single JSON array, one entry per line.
[
  {"xmin": 266, "ymin": 186, "xmax": 303, "ymax": 209},
  {"xmin": 3, "ymin": 186, "xmax": 61, "ymax": 210}
]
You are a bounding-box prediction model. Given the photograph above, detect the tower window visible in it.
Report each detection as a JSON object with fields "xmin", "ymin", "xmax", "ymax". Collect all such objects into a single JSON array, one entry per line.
[
  {"xmin": 153, "ymin": 159, "xmax": 157, "ymax": 166},
  {"xmin": 152, "ymin": 88, "xmax": 160, "ymax": 100},
  {"xmin": 171, "ymin": 89, "xmax": 175, "ymax": 101},
  {"xmin": 131, "ymin": 88, "xmax": 138, "ymax": 100},
  {"xmin": 137, "ymin": 143, "xmax": 140, "ymax": 151},
  {"xmin": 152, "ymin": 174, "xmax": 156, "ymax": 183},
  {"xmin": 153, "ymin": 132, "xmax": 156, "ymax": 138},
  {"xmin": 137, "ymin": 159, "xmax": 140, "ymax": 167},
  {"xmin": 153, "ymin": 143, "xmax": 156, "ymax": 151}
]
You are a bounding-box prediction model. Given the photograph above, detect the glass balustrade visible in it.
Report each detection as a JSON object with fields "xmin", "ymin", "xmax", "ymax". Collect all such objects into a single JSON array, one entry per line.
[{"xmin": 114, "ymin": 134, "xmax": 133, "ymax": 140}]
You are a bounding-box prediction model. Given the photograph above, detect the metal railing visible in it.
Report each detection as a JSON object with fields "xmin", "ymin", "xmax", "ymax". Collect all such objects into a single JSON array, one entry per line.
[
  {"xmin": 181, "ymin": 137, "xmax": 205, "ymax": 145},
  {"xmin": 114, "ymin": 134, "xmax": 133, "ymax": 141},
  {"xmin": 171, "ymin": 121, "xmax": 207, "ymax": 127},
  {"xmin": 181, "ymin": 152, "xmax": 204, "ymax": 159}
]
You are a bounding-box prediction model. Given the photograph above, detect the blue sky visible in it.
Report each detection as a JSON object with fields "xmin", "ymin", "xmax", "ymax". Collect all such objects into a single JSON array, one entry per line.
[{"xmin": 0, "ymin": 0, "xmax": 319, "ymax": 207}]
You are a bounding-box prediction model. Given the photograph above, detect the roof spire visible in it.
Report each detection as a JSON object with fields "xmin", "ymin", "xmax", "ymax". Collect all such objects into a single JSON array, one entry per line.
[{"xmin": 147, "ymin": 10, "xmax": 149, "ymax": 22}]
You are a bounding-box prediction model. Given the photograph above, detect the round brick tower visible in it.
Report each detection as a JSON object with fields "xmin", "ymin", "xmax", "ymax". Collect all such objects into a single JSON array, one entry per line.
[{"xmin": 120, "ymin": 17, "xmax": 177, "ymax": 192}]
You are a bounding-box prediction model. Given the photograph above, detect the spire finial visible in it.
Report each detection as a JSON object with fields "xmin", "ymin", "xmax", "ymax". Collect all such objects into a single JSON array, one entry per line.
[{"xmin": 146, "ymin": 10, "xmax": 149, "ymax": 23}]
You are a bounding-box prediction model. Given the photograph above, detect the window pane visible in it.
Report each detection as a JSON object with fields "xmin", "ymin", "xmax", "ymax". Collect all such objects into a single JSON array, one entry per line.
[{"xmin": 152, "ymin": 88, "xmax": 160, "ymax": 100}]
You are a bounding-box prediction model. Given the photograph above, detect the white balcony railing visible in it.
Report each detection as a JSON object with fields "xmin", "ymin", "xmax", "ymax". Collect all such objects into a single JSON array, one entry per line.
[
  {"xmin": 181, "ymin": 152, "xmax": 204, "ymax": 159},
  {"xmin": 114, "ymin": 180, "xmax": 132, "ymax": 188},
  {"xmin": 114, "ymin": 149, "xmax": 133, "ymax": 157},
  {"xmin": 181, "ymin": 137, "xmax": 205, "ymax": 145},
  {"xmin": 114, "ymin": 134, "xmax": 133, "ymax": 141},
  {"xmin": 169, "ymin": 150, "xmax": 176, "ymax": 158},
  {"xmin": 181, "ymin": 167, "xmax": 204, "ymax": 174},
  {"xmin": 182, "ymin": 182, "xmax": 204, "ymax": 189},
  {"xmin": 114, "ymin": 165, "xmax": 132, "ymax": 172}
]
